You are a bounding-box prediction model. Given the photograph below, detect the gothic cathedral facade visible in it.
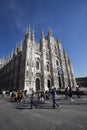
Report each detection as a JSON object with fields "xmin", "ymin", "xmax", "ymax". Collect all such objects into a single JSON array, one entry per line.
[{"xmin": 0, "ymin": 27, "xmax": 76, "ymax": 92}]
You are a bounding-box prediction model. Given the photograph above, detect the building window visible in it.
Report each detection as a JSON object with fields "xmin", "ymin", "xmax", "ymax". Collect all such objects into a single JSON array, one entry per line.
[
  {"xmin": 56, "ymin": 60, "xmax": 58, "ymax": 66},
  {"xmin": 36, "ymin": 61, "xmax": 39, "ymax": 70},
  {"xmin": 36, "ymin": 78, "xmax": 40, "ymax": 91},
  {"xmin": 47, "ymin": 64, "xmax": 50, "ymax": 72},
  {"xmin": 56, "ymin": 59, "xmax": 60, "ymax": 66}
]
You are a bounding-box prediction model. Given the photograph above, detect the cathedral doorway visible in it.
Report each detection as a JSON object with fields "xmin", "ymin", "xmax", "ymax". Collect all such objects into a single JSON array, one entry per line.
[
  {"xmin": 58, "ymin": 77, "xmax": 62, "ymax": 89},
  {"xmin": 47, "ymin": 80, "xmax": 51, "ymax": 90},
  {"xmin": 36, "ymin": 78, "xmax": 40, "ymax": 91}
]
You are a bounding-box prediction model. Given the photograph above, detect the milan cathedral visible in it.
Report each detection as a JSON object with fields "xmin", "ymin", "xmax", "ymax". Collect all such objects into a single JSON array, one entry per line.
[{"xmin": 0, "ymin": 27, "xmax": 76, "ymax": 92}]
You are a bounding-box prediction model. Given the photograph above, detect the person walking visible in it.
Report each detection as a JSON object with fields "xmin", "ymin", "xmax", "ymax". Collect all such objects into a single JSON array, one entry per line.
[
  {"xmin": 69, "ymin": 87, "xmax": 74, "ymax": 104},
  {"xmin": 52, "ymin": 87, "xmax": 60, "ymax": 109},
  {"xmin": 30, "ymin": 92, "xmax": 37, "ymax": 109},
  {"xmin": 65, "ymin": 87, "xmax": 69, "ymax": 100},
  {"xmin": 76, "ymin": 85, "xmax": 80, "ymax": 98}
]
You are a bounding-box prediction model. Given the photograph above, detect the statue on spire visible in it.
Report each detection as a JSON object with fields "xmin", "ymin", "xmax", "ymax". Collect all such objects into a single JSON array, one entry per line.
[
  {"xmin": 48, "ymin": 29, "xmax": 52, "ymax": 36},
  {"xmin": 41, "ymin": 29, "xmax": 44, "ymax": 39},
  {"xmin": 31, "ymin": 28, "xmax": 35, "ymax": 41},
  {"xmin": 25, "ymin": 25, "xmax": 31, "ymax": 39}
]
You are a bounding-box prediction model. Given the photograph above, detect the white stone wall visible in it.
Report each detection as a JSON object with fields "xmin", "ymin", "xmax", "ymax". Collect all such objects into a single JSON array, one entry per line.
[{"xmin": 0, "ymin": 29, "xmax": 76, "ymax": 92}]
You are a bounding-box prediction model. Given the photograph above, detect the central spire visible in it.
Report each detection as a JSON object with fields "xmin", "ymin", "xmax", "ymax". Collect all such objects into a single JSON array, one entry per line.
[
  {"xmin": 25, "ymin": 25, "xmax": 31, "ymax": 39},
  {"xmin": 31, "ymin": 28, "xmax": 35, "ymax": 41}
]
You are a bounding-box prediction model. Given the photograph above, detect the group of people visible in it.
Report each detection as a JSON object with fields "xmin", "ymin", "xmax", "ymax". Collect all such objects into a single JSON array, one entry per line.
[
  {"xmin": 65, "ymin": 87, "xmax": 75, "ymax": 103},
  {"xmin": 30, "ymin": 90, "xmax": 50, "ymax": 109},
  {"xmin": 65, "ymin": 85, "xmax": 80, "ymax": 101},
  {"xmin": 10, "ymin": 90, "xmax": 27, "ymax": 102},
  {"xmin": 30, "ymin": 88, "xmax": 60, "ymax": 109},
  {"xmin": 1, "ymin": 85, "xmax": 80, "ymax": 109},
  {"xmin": 30, "ymin": 85, "xmax": 81, "ymax": 109}
]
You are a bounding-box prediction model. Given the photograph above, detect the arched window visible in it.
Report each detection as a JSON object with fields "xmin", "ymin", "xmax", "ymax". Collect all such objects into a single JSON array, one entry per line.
[
  {"xmin": 47, "ymin": 80, "xmax": 51, "ymax": 89},
  {"xmin": 56, "ymin": 59, "xmax": 60, "ymax": 66},
  {"xmin": 36, "ymin": 78, "xmax": 40, "ymax": 91},
  {"xmin": 56, "ymin": 60, "xmax": 58, "ymax": 66},
  {"xmin": 36, "ymin": 61, "xmax": 39, "ymax": 70},
  {"xmin": 47, "ymin": 64, "xmax": 50, "ymax": 72}
]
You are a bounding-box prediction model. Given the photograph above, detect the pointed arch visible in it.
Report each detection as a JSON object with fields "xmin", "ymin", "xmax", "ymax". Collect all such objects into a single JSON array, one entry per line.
[
  {"xmin": 36, "ymin": 78, "xmax": 40, "ymax": 91},
  {"xmin": 58, "ymin": 77, "xmax": 62, "ymax": 89},
  {"xmin": 47, "ymin": 79, "xmax": 51, "ymax": 90}
]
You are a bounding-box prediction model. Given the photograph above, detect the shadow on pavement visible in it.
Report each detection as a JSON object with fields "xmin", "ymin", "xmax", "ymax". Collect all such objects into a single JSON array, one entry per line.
[{"xmin": 15, "ymin": 101, "xmax": 54, "ymax": 110}]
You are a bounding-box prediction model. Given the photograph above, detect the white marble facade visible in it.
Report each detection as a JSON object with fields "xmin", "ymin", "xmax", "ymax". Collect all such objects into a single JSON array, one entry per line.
[{"xmin": 0, "ymin": 27, "xmax": 76, "ymax": 92}]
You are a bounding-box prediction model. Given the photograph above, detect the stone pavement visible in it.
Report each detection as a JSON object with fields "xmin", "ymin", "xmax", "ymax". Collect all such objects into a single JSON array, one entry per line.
[{"xmin": 0, "ymin": 94, "xmax": 87, "ymax": 130}]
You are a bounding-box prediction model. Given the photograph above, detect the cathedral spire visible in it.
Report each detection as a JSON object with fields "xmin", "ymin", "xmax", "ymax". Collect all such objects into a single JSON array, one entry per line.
[
  {"xmin": 68, "ymin": 56, "xmax": 71, "ymax": 64},
  {"xmin": 41, "ymin": 29, "xmax": 44, "ymax": 39},
  {"xmin": 57, "ymin": 38, "xmax": 61, "ymax": 44},
  {"xmin": 19, "ymin": 40, "xmax": 23, "ymax": 51},
  {"xmin": 31, "ymin": 28, "xmax": 35, "ymax": 41},
  {"xmin": 20, "ymin": 40, "xmax": 23, "ymax": 47},
  {"xmin": 25, "ymin": 25, "xmax": 31, "ymax": 39},
  {"xmin": 8, "ymin": 52, "xmax": 11, "ymax": 60},
  {"xmin": 2, "ymin": 55, "xmax": 5, "ymax": 61},
  {"xmin": 63, "ymin": 49, "xmax": 67, "ymax": 57},
  {"xmin": 11, "ymin": 48, "xmax": 13, "ymax": 54},
  {"xmin": 48, "ymin": 29, "xmax": 52, "ymax": 36}
]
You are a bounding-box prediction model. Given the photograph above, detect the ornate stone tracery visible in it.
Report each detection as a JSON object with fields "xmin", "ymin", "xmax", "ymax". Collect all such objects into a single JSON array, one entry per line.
[{"xmin": 0, "ymin": 28, "xmax": 76, "ymax": 92}]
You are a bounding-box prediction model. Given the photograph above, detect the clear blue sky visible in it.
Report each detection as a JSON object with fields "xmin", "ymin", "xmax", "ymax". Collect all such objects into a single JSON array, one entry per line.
[{"xmin": 0, "ymin": 0, "xmax": 87, "ymax": 77}]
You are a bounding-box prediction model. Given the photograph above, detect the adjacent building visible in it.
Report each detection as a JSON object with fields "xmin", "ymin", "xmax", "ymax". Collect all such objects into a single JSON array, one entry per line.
[
  {"xmin": 0, "ymin": 27, "xmax": 76, "ymax": 92},
  {"xmin": 76, "ymin": 77, "xmax": 87, "ymax": 87}
]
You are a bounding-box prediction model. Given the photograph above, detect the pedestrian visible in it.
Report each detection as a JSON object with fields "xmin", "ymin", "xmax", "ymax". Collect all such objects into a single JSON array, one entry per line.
[
  {"xmin": 45, "ymin": 91, "xmax": 49, "ymax": 100},
  {"xmin": 40, "ymin": 91, "xmax": 45, "ymax": 101},
  {"xmin": 30, "ymin": 92, "xmax": 37, "ymax": 109},
  {"xmin": 2, "ymin": 90, "xmax": 6, "ymax": 98},
  {"xmin": 65, "ymin": 87, "xmax": 69, "ymax": 100},
  {"xmin": 69, "ymin": 87, "xmax": 74, "ymax": 104},
  {"xmin": 52, "ymin": 87, "xmax": 60, "ymax": 109},
  {"xmin": 76, "ymin": 85, "xmax": 80, "ymax": 98}
]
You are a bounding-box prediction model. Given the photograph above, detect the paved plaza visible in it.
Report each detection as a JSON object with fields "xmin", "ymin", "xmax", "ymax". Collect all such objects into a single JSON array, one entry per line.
[{"xmin": 0, "ymin": 94, "xmax": 87, "ymax": 130}]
